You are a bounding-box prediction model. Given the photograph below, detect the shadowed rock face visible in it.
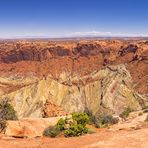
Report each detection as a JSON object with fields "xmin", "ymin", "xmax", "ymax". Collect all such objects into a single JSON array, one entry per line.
[
  {"xmin": 73, "ymin": 43, "xmax": 102, "ymax": 56},
  {"xmin": 0, "ymin": 40, "xmax": 147, "ymax": 63},
  {"xmin": 0, "ymin": 43, "xmax": 102, "ymax": 63},
  {"xmin": 0, "ymin": 40, "xmax": 147, "ymax": 118}
]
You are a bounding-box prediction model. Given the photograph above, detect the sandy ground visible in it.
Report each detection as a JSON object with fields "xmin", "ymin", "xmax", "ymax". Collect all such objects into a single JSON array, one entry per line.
[
  {"xmin": 0, "ymin": 112, "xmax": 148, "ymax": 148},
  {"xmin": 0, "ymin": 128, "xmax": 147, "ymax": 148}
]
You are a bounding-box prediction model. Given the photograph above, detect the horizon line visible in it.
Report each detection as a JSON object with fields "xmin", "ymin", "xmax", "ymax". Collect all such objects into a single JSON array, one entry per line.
[{"xmin": 0, "ymin": 36, "xmax": 148, "ymax": 40}]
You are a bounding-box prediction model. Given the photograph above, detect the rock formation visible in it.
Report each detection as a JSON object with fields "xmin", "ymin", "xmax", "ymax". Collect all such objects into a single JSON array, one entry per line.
[{"xmin": 0, "ymin": 40, "xmax": 147, "ymax": 119}]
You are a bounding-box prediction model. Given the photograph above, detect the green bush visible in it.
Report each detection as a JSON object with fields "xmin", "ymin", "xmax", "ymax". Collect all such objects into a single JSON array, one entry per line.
[
  {"xmin": 64, "ymin": 113, "xmax": 90, "ymax": 137},
  {"xmin": 0, "ymin": 99, "xmax": 17, "ymax": 133},
  {"xmin": 95, "ymin": 115, "xmax": 119, "ymax": 128},
  {"xmin": 43, "ymin": 113, "xmax": 90, "ymax": 138},
  {"xmin": 0, "ymin": 99, "xmax": 17, "ymax": 120},
  {"xmin": 64, "ymin": 124, "xmax": 88, "ymax": 137},
  {"xmin": 56, "ymin": 118, "xmax": 66, "ymax": 131},
  {"xmin": 72, "ymin": 112, "xmax": 90, "ymax": 126},
  {"xmin": 119, "ymin": 107, "xmax": 132, "ymax": 119},
  {"xmin": 43, "ymin": 126, "xmax": 61, "ymax": 138}
]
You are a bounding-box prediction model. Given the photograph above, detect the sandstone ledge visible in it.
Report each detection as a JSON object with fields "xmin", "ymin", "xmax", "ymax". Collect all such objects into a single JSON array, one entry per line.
[{"xmin": 5, "ymin": 116, "xmax": 67, "ymax": 138}]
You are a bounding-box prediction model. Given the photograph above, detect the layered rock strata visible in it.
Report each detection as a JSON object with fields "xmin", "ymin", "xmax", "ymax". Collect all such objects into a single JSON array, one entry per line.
[{"xmin": 0, "ymin": 40, "xmax": 147, "ymax": 118}]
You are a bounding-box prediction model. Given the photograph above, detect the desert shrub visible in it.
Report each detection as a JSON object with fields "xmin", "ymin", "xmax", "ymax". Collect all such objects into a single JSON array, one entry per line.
[
  {"xmin": 56, "ymin": 118, "xmax": 66, "ymax": 131},
  {"xmin": 0, "ymin": 99, "xmax": 17, "ymax": 120},
  {"xmin": 64, "ymin": 113, "xmax": 90, "ymax": 137},
  {"xmin": 43, "ymin": 118, "xmax": 66, "ymax": 137},
  {"xmin": 84, "ymin": 112, "xmax": 95, "ymax": 125},
  {"xmin": 119, "ymin": 107, "xmax": 133, "ymax": 119},
  {"xmin": 72, "ymin": 112, "xmax": 90, "ymax": 126},
  {"xmin": 63, "ymin": 113, "xmax": 90, "ymax": 137},
  {"xmin": 0, "ymin": 99, "xmax": 17, "ymax": 133},
  {"xmin": 145, "ymin": 115, "xmax": 148, "ymax": 122},
  {"xmin": 64, "ymin": 124, "xmax": 88, "ymax": 137},
  {"xmin": 43, "ymin": 126, "xmax": 61, "ymax": 138},
  {"xmin": 95, "ymin": 114, "xmax": 119, "ymax": 128},
  {"xmin": 88, "ymin": 116, "xmax": 95, "ymax": 125},
  {"xmin": 0, "ymin": 99, "xmax": 17, "ymax": 132},
  {"xmin": 43, "ymin": 113, "xmax": 90, "ymax": 138}
]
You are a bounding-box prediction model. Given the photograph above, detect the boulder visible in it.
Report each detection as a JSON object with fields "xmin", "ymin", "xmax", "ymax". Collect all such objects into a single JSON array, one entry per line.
[{"xmin": 5, "ymin": 117, "xmax": 66, "ymax": 138}]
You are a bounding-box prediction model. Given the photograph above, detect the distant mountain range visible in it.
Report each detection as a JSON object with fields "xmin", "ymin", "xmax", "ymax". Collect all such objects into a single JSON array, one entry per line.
[{"xmin": 0, "ymin": 36, "xmax": 148, "ymax": 42}]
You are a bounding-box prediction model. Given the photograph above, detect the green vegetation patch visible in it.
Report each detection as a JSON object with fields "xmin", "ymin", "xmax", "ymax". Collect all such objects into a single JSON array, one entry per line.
[
  {"xmin": 95, "ymin": 114, "xmax": 119, "ymax": 128},
  {"xmin": 0, "ymin": 99, "xmax": 18, "ymax": 133},
  {"xmin": 43, "ymin": 126, "xmax": 61, "ymax": 138},
  {"xmin": 64, "ymin": 124, "xmax": 88, "ymax": 137},
  {"xmin": 119, "ymin": 107, "xmax": 133, "ymax": 119},
  {"xmin": 56, "ymin": 118, "xmax": 66, "ymax": 131},
  {"xmin": 43, "ymin": 112, "xmax": 90, "ymax": 138},
  {"xmin": 71, "ymin": 112, "xmax": 90, "ymax": 126},
  {"xmin": 0, "ymin": 99, "xmax": 18, "ymax": 121}
]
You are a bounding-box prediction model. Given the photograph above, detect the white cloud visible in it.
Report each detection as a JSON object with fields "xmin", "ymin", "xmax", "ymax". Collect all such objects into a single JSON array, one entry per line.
[
  {"xmin": 65, "ymin": 31, "xmax": 112, "ymax": 37},
  {"xmin": 1, "ymin": 31, "xmax": 148, "ymax": 39},
  {"xmin": 65, "ymin": 31, "xmax": 148, "ymax": 37}
]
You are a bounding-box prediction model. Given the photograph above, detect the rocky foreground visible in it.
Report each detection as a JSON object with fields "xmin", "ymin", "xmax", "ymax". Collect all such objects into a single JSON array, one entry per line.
[
  {"xmin": 0, "ymin": 129, "xmax": 147, "ymax": 148},
  {"xmin": 0, "ymin": 39, "xmax": 148, "ymax": 147},
  {"xmin": 0, "ymin": 110, "xmax": 148, "ymax": 148}
]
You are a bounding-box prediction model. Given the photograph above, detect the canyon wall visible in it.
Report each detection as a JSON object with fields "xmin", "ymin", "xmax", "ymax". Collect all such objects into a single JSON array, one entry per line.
[{"xmin": 0, "ymin": 40, "xmax": 147, "ymax": 118}]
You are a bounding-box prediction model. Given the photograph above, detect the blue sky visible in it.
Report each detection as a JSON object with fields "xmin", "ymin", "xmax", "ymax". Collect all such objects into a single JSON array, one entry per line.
[{"xmin": 0, "ymin": 0, "xmax": 148, "ymax": 38}]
